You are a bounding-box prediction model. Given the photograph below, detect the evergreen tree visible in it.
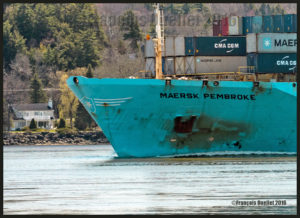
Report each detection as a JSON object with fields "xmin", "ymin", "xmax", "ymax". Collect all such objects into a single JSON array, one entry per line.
[
  {"xmin": 86, "ymin": 64, "xmax": 93, "ymax": 78},
  {"xmin": 29, "ymin": 118, "xmax": 37, "ymax": 129},
  {"xmin": 117, "ymin": 40, "xmax": 127, "ymax": 55},
  {"xmin": 30, "ymin": 73, "xmax": 47, "ymax": 103},
  {"xmin": 120, "ymin": 10, "xmax": 143, "ymax": 50},
  {"xmin": 74, "ymin": 103, "xmax": 89, "ymax": 130},
  {"xmin": 182, "ymin": 3, "xmax": 190, "ymax": 14},
  {"xmin": 58, "ymin": 118, "xmax": 66, "ymax": 128}
]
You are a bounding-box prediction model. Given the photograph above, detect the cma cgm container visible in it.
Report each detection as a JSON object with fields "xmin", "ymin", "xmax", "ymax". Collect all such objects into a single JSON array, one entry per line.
[
  {"xmin": 284, "ymin": 14, "xmax": 297, "ymax": 33},
  {"xmin": 273, "ymin": 15, "xmax": 284, "ymax": 33},
  {"xmin": 185, "ymin": 37, "xmax": 195, "ymax": 56},
  {"xmin": 262, "ymin": 15, "xmax": 273, "ymax": 33},
  {"xmin": 174, "ymin": 36, "xmax": 185, "ymax": 56},
  {"xmin": 195, "ymin": 56, "xmax": 247, "ymax": 73},
  {"xmin": 195, "ymin": 36, "xmax": 246, "ymax": 56},
  {"xmin": 213, "ymin": 20, "xmax": 222, "ymax": 36},
  {"xmin": 228, "ymin": 16, "xmax": 243, "ymax": 35},
  {"xmin": 247, "ymin": 53, "xmax": 297, "ymax": 73},
  {"xmin": 221, "ymin": 17, "xmax": 229, "ymax": 36},
  {"xmin": 252, "ymin": 16, "xmax": 263, "ymax": 33},
  {"xmin": 243, "ymin": 16, "xmax": 252, "ymax": 34},
  {"xmin": 246, "ymin": 33, "xmax": 297, "ymax": 53}
]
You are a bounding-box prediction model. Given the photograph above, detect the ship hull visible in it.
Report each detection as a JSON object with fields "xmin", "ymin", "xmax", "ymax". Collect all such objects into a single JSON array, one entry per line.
[{"xmin": 67, "ymin": 77, "xmax": 297, "ymax": 157}]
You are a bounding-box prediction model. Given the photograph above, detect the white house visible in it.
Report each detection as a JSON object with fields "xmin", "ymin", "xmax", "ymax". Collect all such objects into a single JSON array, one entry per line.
[{"xmin": 10, "ymin": 99, "xmax": 55, "ymax": 130}]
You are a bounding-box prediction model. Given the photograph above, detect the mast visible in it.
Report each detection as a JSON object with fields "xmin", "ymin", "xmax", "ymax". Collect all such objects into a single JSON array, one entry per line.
[{"xmin": 153, "ymin": 3, "xmax": 164, "ymax": 79}]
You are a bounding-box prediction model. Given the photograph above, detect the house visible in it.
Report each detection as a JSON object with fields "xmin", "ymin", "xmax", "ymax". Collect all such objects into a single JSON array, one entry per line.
[{"xmin": 10, "ymin": 99, "xmax": 55, "ymax": 130}]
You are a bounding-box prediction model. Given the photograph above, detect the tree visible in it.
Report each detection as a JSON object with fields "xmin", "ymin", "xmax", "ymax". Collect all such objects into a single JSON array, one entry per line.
[
  {"xmin": 58, "ymin": 118, "xmax": 66, "ymax": 128},
  {"xmin": 86, "ymin": 64, "xmax": 94, "ymax": 78},
  {"xmin": 182, "ymin": 3, "xmax": 190, "ymax": 14},
  {"xmin": 117, "ymin": 40, "xmax": 127, "ymax": 55},
  {"xmin": 29, "ymin": 118, "xmax": 37, "ymax": 129},
  {"xmin": 30, "ymin": 73, "xmax": 47, "ymax": 103},
  {"xmin": 58, "ymin": 72, "xmax": 79, "ymax": 129},
  {"xmin": 120, "ymin": 10, "xmax": 143, "ymax": 50}
]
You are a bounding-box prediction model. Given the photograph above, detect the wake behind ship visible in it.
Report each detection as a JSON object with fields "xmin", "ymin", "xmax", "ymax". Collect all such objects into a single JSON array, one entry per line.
[{"xmin": 67, "ymin": 4, "xmax": 297, "ymax": 157}]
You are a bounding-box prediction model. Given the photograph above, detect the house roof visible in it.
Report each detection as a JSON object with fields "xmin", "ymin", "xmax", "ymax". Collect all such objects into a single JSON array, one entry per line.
[{"xmin": 12, "ymin": 103, "xmax": 53, "ymax": 111}]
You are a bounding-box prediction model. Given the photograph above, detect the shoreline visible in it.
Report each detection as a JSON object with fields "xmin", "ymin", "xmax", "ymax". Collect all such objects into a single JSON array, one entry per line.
[{"xmin": 3, "ymin": 131, "xmax": 109, "ymax": 146}]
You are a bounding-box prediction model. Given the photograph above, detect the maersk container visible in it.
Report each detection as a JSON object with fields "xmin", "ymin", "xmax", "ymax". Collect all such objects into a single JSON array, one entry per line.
[
  {"xmin": 221, "ymin": 17, "xmax": 229, "ymax": 36},
  {"xmin": 243, "ymin": 16, "xmax": 252, "ymax": 34},
  {"xmin": 284, "ymin": 14, "xmax": 296, "ymax": 33},
  {"xmin": 273, "ymin": 15, "xmax": 284, "ymax": 33},
  {"xmin": 252, "ymin": 16, "xmax": 263, "ymax": 33},
  {"xmin": 184, "ymin": 56, "xmax": 195, "ymax": 74},
  {"xmin": 213, "ymin": 19, "xmax": 222, "ymax": 36},
  {"xmin": 174, "ymin": 36, "xmax": 185, "ymax": 56},
  {"xmin": 145, "ymin": 40, "xmax": 155, "ymax": 58},
  {"xmin": 164, "ymin": 57, "xmax": 175, "ymax": 75},
  {"xmin": 247, "ymin": 53, "xmax": 297, "ymax": 73},
  {"xmin": 262, "ymin": 15, "xmax": 273, "ymax": 33},
  {"xmin": 195, "ymin": 56, "xmax": 247, "ymax": 73},
  {"xmin": 246, "ymin": 33, "xmax": 297, "ymax": 53},
  {"xmin": 228, "ymin": 16, "xmax": 243, "ymax": 35},
  {"xmin": 165, "ymin": 36, "xmax": 175, "ymax": 57},
  {"xmin": 145, "ymin": 58, "xmax": 155, "ymax": 77},
  {"xmin": 175, "ymin": 57, "xmax": 185, "ymax": 75},
  {"xmin": 185, "ymin": 37, "xmax": 195, "ymax": 56},
  {"xmin": 195, "ymin": 36, "xmax": 246, "ymax": 56}
]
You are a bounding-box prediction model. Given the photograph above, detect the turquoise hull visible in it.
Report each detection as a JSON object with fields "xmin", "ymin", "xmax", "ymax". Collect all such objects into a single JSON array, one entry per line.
[{"xmin": 67, "ymin": 77, "xmax": 297, "ymax": 157}]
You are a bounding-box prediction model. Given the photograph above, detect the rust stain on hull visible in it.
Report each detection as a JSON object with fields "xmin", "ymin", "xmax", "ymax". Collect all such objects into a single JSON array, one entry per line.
[{"xmin": 169, "ymin": 114, "xmax": 252, "ymax": 150}]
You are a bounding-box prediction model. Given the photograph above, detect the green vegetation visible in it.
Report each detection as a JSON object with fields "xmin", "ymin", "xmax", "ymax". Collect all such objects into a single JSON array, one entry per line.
[
  {"xmin": 30, "ymin": 73, "xmax": 47, "ymax": 103},
  {"xmin": 58, "ymin": 118, "xmax": 66, "ymax": 129},
  {"xmin": 29, "ymin": 118, "xmax": 37, "ymax": 129}
]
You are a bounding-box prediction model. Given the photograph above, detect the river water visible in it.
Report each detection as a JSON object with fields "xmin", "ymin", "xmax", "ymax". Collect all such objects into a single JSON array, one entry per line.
[{"xmin": 3, "ymin": 144, "xmax": 297, "ymax": 215}]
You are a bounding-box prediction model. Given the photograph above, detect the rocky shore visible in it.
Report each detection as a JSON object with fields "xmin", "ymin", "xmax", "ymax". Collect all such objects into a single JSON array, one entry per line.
[{"xmin": 3, "ymin": 131, "xmax": 109, "ymax": 146}]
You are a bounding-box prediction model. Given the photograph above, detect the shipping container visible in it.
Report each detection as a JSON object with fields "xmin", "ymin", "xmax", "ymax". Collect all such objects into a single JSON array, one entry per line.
[
  {"xmin": 243, "ymin": 16, "xmax": 252, "ymax": 34},
  {"xmin": 246, "ymin": 33, "xmax": 297, "ymax": 53},
  {"xmin": 174, "ymin": 36, "xmax": 185, "ymax": 56},
  {"xmin": 221, "ymin": 17, "xmax": 229, "ymax": 36},
  {"xmin": 184, "ymin": 56, "xmax": 195, "ymax": 74},
  {"xmin": 262, "ymin": 15, "xmax": 273, "ymax": 33},
  {"xmin": 145, "ymin": 40, "xmax": 155, "ymax": 57},
  {"xmin": 228, "ymin": 16, "xmax": 243, "ymax": 35},
  {"xmin": 247, "ymin": 53, "xmax": 297, "ymax": 73},
  {"xmin": 145, "ymin": 58, "xmax": 155, "ymax": 77},
  {"xmin": 247, "ymin": 53, "xmax": 256, "ymax": 73},
  {"xmin": 175, "ymin": 57, "xmax": 185, "ymax": 75},
  {"xmin": 284, "ymin": 14, "xmax": 297, "ymax": 33},
  {"xmin": 185, "ymin": 37, "xmax": 195, "ymax": 56},
  {"xmin": 252, "ymin": 16, "xmax": 263, "ymax": 33},
  {"xmin": 213, "ymin": 19, "xmax": 222, "ymax": 36},
  {"xmin": 273, "ymin": 15, "xmax": 284, "ymax": 33},
  {"xmin": 165, "ymin": 36, "xmax": 175, "ymax": 57},
  {"xmin": 195, "ymin": 56, "xmax": 247, "ymax": 73},
  {"xmin": 164, "ymin": 57, "xmax": 175, "ymax": 75},
  {"xmin": 195, "ymin": 36, "xmax": 246, "ymax": 56},
  {"xmin": 294, "ymin": 14, "xmax": 297, "ymax": 32}
]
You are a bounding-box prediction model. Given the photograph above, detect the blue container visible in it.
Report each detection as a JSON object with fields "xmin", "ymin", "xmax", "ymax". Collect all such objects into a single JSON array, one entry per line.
[
  {"xmin": 247, "ymin": 53, "xmax": 256, "ymax": 73},
  {"xmin": 252, "ymin": 16, "xmax": 263, "ymax": 33},
  {"xmin": 294, "ymin": 14, "xmax": 297, "ymax": 32},
  {"xmin": 284, "ymin": 14, "xmax": 296, "ymax": 33},
  {"xmin": 273, "ymin": 15, "xmax": 284, "ymax": 33},
  {"xmin": 243, "ymin": 16, "xmax": 252, "ymax": 34},
  {"xmin": 262, "ymin": 15, "xmax": 273, "ymax": 33},
  {"xmin": 184, "ymin": 37, "xmax": 195, "ymax": 56},
  {"xmin": 248, "ymin": 53, "xmax": 297, "ymax": 73}
]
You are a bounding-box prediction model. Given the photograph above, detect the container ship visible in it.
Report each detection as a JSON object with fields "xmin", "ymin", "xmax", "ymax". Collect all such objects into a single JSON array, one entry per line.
[{"xmin": 67, "ymin": 4, "xmax": 297, "ymax": 157}]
